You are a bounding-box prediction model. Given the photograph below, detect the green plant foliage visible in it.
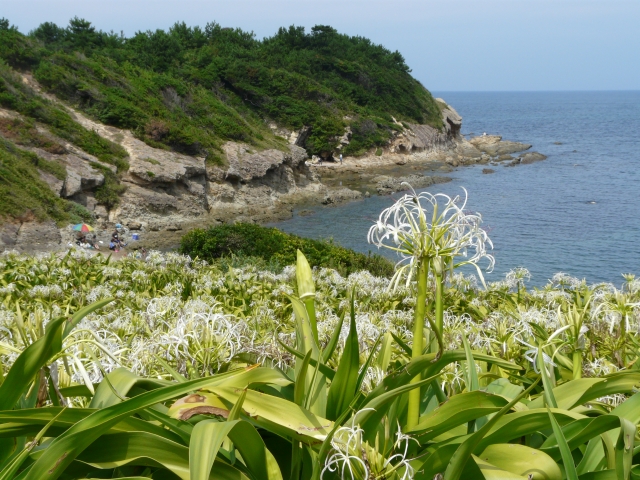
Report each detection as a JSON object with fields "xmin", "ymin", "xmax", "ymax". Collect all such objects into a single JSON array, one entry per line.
[
  {"xmin": 179, "ymin": 223, "xmax": 395, "ymax": 277},
  {"xmin": 1, "ymin": 249, "xmax": 640, "ymax": 479},
  {"xmin": 0, "ymin": 17, "xmax": 443, "ymax": 158}
]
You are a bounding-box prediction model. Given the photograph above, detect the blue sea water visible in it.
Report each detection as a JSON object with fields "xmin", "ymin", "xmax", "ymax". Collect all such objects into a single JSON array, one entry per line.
[{"xmin": 272, "ymin": 92, "xmax": 640, "ymax": 286}]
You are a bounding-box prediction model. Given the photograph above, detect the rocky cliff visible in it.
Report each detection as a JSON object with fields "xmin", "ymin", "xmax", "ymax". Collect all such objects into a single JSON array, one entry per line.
[{"xmin": 0, "ymin": 81, "xmax": 544, "ymax": 252}]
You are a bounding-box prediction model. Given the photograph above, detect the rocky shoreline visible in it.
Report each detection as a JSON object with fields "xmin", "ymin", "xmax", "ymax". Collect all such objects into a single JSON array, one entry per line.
[{"xmin": 0, "ymin": 85, "xmax": 546, "ymax": 253}]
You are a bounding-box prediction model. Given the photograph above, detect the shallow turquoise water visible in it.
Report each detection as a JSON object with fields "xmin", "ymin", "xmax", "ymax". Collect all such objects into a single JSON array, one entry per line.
[{"xmin": 272, "ymin": 92, "xmax": 640, "ymax": 286}]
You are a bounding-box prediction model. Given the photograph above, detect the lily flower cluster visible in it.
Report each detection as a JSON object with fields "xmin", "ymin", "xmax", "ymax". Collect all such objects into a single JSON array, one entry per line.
[{"xmin": 368, "ymin": 185, "xmax": 494, "ymax": 289}]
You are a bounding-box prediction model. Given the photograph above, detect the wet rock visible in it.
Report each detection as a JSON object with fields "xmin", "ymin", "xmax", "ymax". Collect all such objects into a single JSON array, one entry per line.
[
  {"xmin": 322, "ymin": 187, "xmax": 363, "ymax": 205},
  {"xmin": 469, "ymin": 135, "xmax": 531, "ymax": 156},
  {"xmin": 455, "ymin": 141, "xmax": 483, "ymax": 159},
  {"xmin": 482, "ymin": 168, "xmax": 495, "ymax": 174},
  {"xmin": 484, "ymin": 141, "xmax": 531, "ymax": 156},
  {"xmin": 496, "ymin": 154, "xmax": 514, "ymax": 162},
  {"xmin": 375, "ymin": 174, "xmax": 450, "ymax": 195},
  {"xmin": 298, "ymin": 210, "xmax": 315, "ymax": 217},
  {"xmin": 518, "ymin": 152, "xmax": 547, "ymax": 164},
  {"xmin": 128, "ymin": 221, "xmax": 142, "ymax": 230}
]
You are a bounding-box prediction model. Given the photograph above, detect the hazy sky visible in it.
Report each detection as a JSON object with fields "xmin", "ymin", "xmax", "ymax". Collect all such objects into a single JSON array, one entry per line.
[{"xmin": 3, "ymin": 0, "xmax": 638, "ymax": 91}]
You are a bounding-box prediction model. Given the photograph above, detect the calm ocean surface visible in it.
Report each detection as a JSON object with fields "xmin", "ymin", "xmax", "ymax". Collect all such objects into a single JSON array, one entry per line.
[{"xmin": 272, "ymin": 92, "xmax": 640, "ymax": 286}]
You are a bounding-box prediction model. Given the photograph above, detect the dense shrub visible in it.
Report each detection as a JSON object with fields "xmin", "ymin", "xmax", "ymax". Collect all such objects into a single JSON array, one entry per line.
[{"xmin": 180, "ymin": 223, "xmax": 394, "ymax": 277}]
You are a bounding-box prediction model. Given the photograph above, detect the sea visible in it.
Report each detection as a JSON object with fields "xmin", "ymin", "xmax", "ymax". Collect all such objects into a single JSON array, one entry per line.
[{"xmin": 271, "ymin": 91, "xmax": 640, "ymax": 287}]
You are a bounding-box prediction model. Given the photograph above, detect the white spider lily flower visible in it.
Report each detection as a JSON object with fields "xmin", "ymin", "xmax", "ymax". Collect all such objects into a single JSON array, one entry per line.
[
  {"xmin": 322, "ymin": 409, "xmax": 374, "ymax": 480},
  {"xmin": 517, "ymin": 335, "xmax": 566, "ymax": 373},
  {"xmin": 367, "ymin": 185, "xmax": 494, "ymax": 289}
]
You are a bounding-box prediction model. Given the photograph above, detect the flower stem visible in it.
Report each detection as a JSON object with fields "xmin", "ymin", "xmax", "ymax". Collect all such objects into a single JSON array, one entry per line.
[
  {"xmin": 407, "ymin": 259, "xmax": 428, "ymax": 429},
  {"xmin": 435, "ymin": 273, "xmax": 444, "ymax": 336},
  {"xmin": 572, "ymin": 349, "xmax": 582, "ymax": 380}
]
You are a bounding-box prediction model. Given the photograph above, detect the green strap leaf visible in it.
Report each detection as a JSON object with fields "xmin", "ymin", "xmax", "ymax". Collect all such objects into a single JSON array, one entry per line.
[
  {"xmin": 326, "ymin": 294, "xmax": 359, "ymax": 420},
  {"xmin": 547, "ymin": 407, "xmax": 579, "ymax": 480},
  {"xmin": 0, "ymin": 316, "xmax": 64, "ymax": 411},
  {"xmin": 321, "ymin": 311, "xmax": 345, "ymax": 363},
  {"xmin": 539, "ymin": 346, "xmax": 558, "ymax": 408},
  {"xmin": 0, "ymin": 408, "xmax": 65, "ymax": 480},
  {"xmin": 22, "ymin": 365, "xmax": 261, "ymax": 479},
  {"xmin": 443, "ymin": 377, "xmax": 540, "ymax": 480}
]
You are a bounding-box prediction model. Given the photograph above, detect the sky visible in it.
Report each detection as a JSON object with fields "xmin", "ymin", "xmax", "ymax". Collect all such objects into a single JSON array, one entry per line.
[{"xmin": 3, "ymin": 0, "xmax": 639, "ymax": 91}]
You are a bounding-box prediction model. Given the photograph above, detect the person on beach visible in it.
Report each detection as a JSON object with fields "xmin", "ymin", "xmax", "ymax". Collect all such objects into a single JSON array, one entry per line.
[{"xmin": 340, "ymin": 153, "xmax": 343, "ymax": 164}]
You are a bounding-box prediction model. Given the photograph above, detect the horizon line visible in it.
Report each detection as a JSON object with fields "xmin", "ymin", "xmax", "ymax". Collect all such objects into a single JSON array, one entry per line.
[{"xmin": 431, "ymin": 89, "xmax": 640, "ymax": 93}]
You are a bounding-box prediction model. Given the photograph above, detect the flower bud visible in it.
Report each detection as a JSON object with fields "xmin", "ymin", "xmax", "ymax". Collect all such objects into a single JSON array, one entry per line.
[{"xmin": 296, "ymin": 250, "xmax": 315, "ymax": 300}]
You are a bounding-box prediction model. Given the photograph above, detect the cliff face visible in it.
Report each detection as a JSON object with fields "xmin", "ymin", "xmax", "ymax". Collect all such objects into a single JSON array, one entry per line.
[
  {"xmin": 0, "ymin": 71, "xmax": 547, "ymax": 254},
  {"xmin": 0, "ymin": 74, "xmax": 463, "ymax": 252}
]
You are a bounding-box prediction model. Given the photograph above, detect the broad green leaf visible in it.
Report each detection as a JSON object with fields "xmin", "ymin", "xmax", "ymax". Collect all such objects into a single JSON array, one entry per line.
[
  {"xmin": 472, "ymin": 455, "xmax": 528, "ymax": 479},
  {"xmin": 529, "ymin": 373, "xmax": 640, "ymax": 410},
  {"xmin": 0, "ymin": 316, "xmax": 64, "ymax": 411},
  {"xmin": 479, "ymin": 444, "xmax": 562, "ymax": 480},
  {"xmin": 357, "ymin": 372, "xmax": 443, "ymax": 442},
  {"xmin": 0, "ymin": 408, "xmax": 65, "ymax": 480},
  {"xmin": 408, "ymin": 391, "xmax": 511, "ymax": 440},
  {"xmin": 73, "ymin": 431, "xmax": 247, "ymax": 480},
  {"xmin": 294, "ymin": 349, "xmax": 313, "ymax": 406},
  {"xmin": 289, "ymin": 295, "xmax": 326, "ymax": 417},
  {"xmin": 573, "ymin": 392, "xmax": 640, "ymax": 475},
  {"xmin": 366, "ymin": 350, "xmax": 519, "ymax": 404},
  {"xmin": 326, "ymin": 294, "xmax": 359, "ymax": 421},
  {"xmin": 321, "ymin": 312, "xmax": 344, "ymax": 364},
  {"xmin": 539, "ymin": 346, "xmax": 558, "ymax": 408},
  {"xmin": 462, "ymin": 337, "xmax": 479, "ymax": 392},
  {"xmin": 615, "ymin": 418, "xmax": 635, "ymax": 480},
  {"xmin": 376, "ymin": 331, "xmax": 394, "ymax": 372},
  {"xmin": 176, "ymin": 386, "xmax": 333, "ymax": 444},
  {"xmin": 22, "ymin": 365, "xmax": 262, "ymax": 479},
  {"xmin": 228, "ymin": 388, "xmax": 247, "ymax": 421},
  {"xmin": 578, "ymin": 471, "xmax": 619, "ymax": 480},
  {"xmin": 296, "ymin": 251, "xmax": 318, "ymax": 344},
  {"xmin": 547, "ymin": 408, "xmax": 579, "ymax": 480},
  {"xmin": 190, "ymin": 420, "xmax": 278, "ymax": 480},
  {"xmin": 0, "ymin": 298, "xmax": 114, "ymax": 411},
  {"xmin": 444, "ymin": 378, "xmax": 540, "ymax": 480},
  {"xmin": 0, "ymin": 407, "xmax": 181, "ymax": 442},
  {"xmin": 89, "ymin": 367, "xmax": 171, "ymax": 408}
]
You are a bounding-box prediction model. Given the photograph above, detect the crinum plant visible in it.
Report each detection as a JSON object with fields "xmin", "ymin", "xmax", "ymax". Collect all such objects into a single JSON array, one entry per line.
[{"xmin": 368, "ymin": 185, "xmax": 493, "ymax": 428}]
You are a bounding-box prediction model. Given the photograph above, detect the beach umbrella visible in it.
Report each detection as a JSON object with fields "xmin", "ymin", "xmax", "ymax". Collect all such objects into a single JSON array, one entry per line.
[{"xmin": 72, "ymin": 223, "xmax": 94, "ymax": 233}]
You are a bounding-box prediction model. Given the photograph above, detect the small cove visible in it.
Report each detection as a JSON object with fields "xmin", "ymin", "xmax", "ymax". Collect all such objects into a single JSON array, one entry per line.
[{"xmin": 271, "ymin": 91, "xmax": 640, "ymax": 286}]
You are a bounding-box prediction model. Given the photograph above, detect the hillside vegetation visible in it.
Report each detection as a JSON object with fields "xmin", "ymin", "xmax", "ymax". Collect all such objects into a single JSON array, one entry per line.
[
  {"xmin": 0, "ymin": 17, "xmax": 444, "ymax": 223},
  {"xmin": 0, "ymin": 17, "xmax": 442, "ymax": 158}
]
